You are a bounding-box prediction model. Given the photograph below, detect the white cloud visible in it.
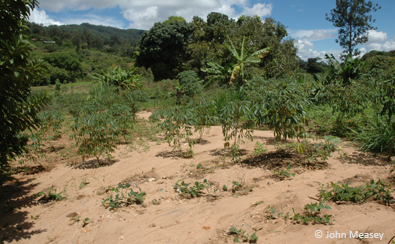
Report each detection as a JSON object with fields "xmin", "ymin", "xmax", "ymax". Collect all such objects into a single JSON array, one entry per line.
[
  {"xmin": 362, "ymin": 30, "xmax": 395, "ymax": 52},
  {"xmin": 239, "ymin": 3, "xmax": 273, "ymax": 17},
  {"xmin": 37, "ymin": 0, "xmax": 118, "ymax": 12},
  {"xmin": 291, "ymin": 29, "xmax": 336, "ymax": 41},
  {"xmin": 366, "ymin": 30, "xmax": 388, "ymax": 43},
  {"xmin": 29, "ymin": 9, "xmax": 63, "ymax": 26},
  {"xmin": 295, "ymin": 38, "xmax": 342, "ymax": 60},
  {"xmin": 382, "ymin": 39, "xmax": 395, "ymax": 51},
  {"xmin": 291, "ymin": 29, "xmax": 339, "ymax": 60},
  {"xmin": 35, "ymin": 0, "xmax": 273, "ymax": 30}
]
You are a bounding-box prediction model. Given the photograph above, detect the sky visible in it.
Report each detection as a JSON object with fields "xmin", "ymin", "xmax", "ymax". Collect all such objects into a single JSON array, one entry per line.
[{"xmin": 29, "ymin": 0, "xmax": 395, "ymax": 60}]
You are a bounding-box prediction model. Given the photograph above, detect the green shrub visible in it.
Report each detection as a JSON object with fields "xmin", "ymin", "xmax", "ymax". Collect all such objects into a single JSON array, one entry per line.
[{"xmin": 177, "ymin": 70, "xmax": 203, "ymax": 98}]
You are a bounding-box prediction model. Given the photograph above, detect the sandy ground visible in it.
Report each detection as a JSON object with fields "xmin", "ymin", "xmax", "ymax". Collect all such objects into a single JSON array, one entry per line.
[{"xmin": 1, "ymin": 112, "xmax": 395, "ymax": 244}]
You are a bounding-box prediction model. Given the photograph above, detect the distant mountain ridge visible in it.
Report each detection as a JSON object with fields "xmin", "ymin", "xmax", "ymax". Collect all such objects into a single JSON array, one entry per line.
[{"xmin": 30, "ymin": 22, "xmax": 146, "ymax": 43}]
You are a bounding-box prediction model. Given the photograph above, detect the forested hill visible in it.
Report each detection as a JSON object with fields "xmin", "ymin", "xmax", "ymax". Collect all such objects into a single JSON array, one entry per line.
[{"xmin": 29, "ymin": 22, "xmax": 146, "ymax": 45}]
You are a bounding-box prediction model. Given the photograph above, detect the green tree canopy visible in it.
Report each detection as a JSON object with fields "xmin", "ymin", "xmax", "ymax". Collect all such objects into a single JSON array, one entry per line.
[
  {"xmin": 326, "ymin": 0, "xmax": 381, "ymax": 58},
  {"xmin": 136, "ymin": 21, "xmax": 194, "ymax": 80},
  {"xmin": 0, "ymin": 0, "xmax": 49, "ymax": 186},
  {"xmin": 164, "ymin": 16, "xmax": 186, "ymax": 25}
]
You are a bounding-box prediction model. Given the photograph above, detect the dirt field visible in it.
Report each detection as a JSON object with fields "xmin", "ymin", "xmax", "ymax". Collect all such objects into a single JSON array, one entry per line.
[{"xmin": 1, "ymin": 112, "xmax": 395, "ymax": 244}]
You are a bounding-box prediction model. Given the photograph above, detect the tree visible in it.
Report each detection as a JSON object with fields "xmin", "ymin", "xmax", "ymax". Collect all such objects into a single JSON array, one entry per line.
[
  {"xmin": 163, "ymin": 16, "xmax": 186, "ymax": 25},
  {"xmin": 83, "ymin": 29, "xmax": 94, "ymax": 49},
  {"xmin": 187, "ymin": 13, "xmax": 235, "ymax": 75},
  {"xmin": 71, "ymin": 30, "xmax": 82, "ymax": 51},
  {"xmin": 0, "ymin": 0, "xmax": 49, "ymax": 186},
  {"xmin": 307, "ymin": 58, "xmax": 325, "ymax": 74},
  {"xmin": 326, "ymin": 0, "xmax": 381, "ymax": 58},
  {"xmin": 136, "ymin": 20, "xmax": 194, "ymax": 81}
]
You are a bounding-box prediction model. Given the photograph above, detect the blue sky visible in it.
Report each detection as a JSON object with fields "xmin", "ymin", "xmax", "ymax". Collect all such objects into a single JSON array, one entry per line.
[{"xmin": 29, "ymin": 0, "xmax": 395, "ymax": 60}]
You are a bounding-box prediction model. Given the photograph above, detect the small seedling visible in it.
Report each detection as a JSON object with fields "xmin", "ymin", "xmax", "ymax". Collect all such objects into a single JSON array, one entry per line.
[
  {"xmin": 82, "ymin": 218, "xmax": 90, "ymax": 228},
  {"xmin": 182, "ymin": 148, "xmax": 195, "ymax": 158},
  {"xmin": 277, "ymin": 212, "xmax": 290, "ymax": 219},
  {"xmin": 174, "ymin": 180, "xmax": 205, "ymax": 198},
  {"xmin": 30, "ymin": 215, "xmax": 39, "ymax": 220},
  {"xmin": 231, "ymin": 178, "xmax": 252, "ymax": 196},
  {"xmin": 35, "ymin": 188, "xmax": 66, "ymax": 202},
  {"xmin": 265, "ymin": 205, "xmax": 277, "ymax": 219},
  {"xmin": 102, "ymin": 183, "xmax": 146, "ymax": 209},
  {"xmin": 273, "ymin": 164, "xmax": 295, "ymax": 180},
  {"xmin": 174, "ymin": 179, "xmax": 219, "ymax": 199},
  {"xmin": 293, "ymin": 202, "xmax": 334, "ymax": 225},
  {"xmin": 79, "ymin": 178, "xmax": 89, "ymax": 189},
  {"xmin": 252, "ymin": 201, "xmax": 264, "ymax": 206},
  {"xmin": 228, "ymin": 225, "xmax": 258, "ymax": 243},
  {"xmin": 253, "ymin": 142, "xmax": 267, "ymax": 156}
]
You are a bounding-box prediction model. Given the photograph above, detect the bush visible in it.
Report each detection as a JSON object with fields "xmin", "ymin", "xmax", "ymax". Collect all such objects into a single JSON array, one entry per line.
[{"xmin": 177, "ymin": 70, "xmax": 203, "ymax": 98}]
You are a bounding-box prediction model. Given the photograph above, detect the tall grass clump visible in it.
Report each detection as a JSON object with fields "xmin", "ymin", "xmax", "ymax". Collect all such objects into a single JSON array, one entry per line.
[{"xmin": 353, "ymin": 115, "xmax": 395, "ymax": 159}]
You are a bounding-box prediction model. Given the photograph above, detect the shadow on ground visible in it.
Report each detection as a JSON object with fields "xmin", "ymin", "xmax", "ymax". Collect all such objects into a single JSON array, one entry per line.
[
  {"xmin": 71, "ymin": 158, "xmax": 119, "ymax": 169},
  {"xmin": 0, "ymin": 179, "xmax": 47, "ymax": 243}
]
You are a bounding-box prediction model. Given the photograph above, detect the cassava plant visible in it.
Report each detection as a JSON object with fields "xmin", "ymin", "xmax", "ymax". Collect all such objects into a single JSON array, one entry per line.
[
  {"xmin": 220, "ymin": 99, "xmax": 254, "ymax": 162},
  {"xmin": 108, "ymin": 104, "xmax": 134, "ymax": 143},
  {"xmin": 150, "ymin": 106, "xmax": 195, "ymax": 155},
  {"xmin": 254, "ymin": 80, "xmax": 311, "ymax": 141},
  {"xmin": 191, "ymin": 98, "xmax": 218, "ymax": 143},
  {"xmin": 71, "ymin": 103, "xmax": 119, "ymax": 164},
  {"xmin": 38, "ymin": 110, "xmax": 64, "ymax": 140}
]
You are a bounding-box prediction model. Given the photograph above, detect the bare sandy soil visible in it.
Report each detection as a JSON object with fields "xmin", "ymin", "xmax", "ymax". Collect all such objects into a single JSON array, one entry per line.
[{"xmin": 1, "ymin": 112, "xmax": 395, "ymax": 244}]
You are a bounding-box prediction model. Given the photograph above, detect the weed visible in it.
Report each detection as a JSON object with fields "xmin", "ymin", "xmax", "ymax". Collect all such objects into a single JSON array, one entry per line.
[
  {"xmin": 79, "ymin": 178, "xmax": 89, "ymax": 189},
  {"xmin": 30, "ymin": 215, "xmax": 39, "ymax": 220},
  {"xmin": 182, "ymin": 148, "xmax": 195, "ymax": 158},
  {"xmin": 277, "ymin": 212, "xmax": 290, "ymax": 220},
  {"xmin": 231, "ymin": 178, "xmax": 252, "ymax": 195},
  {"xmin": 102, "ymin": 183, "xmax": 145, "ymax": 209},
  {"xmin": 293, "ymin": 202, "xmax": 334, "ymax": 225},
  {"xmin": 253, "ymin": 142, "xmax": 267, "ymax": 156},
  {"xmin": 228, "ymin": 225, "xmax": 258, "ymax": 243},
  {"xmin": 82, "ymin": 218, "xmax": 90, "ymax": 228},
  {"xmin": 174, "ymin": 180, "xmax": 205, "ymax": 198},
  {"xmin": 35, "ymin": 188, "xmax": 66, "ymax": 202},
  {"xmin": 273, "ymin": 164, "xmax": 295, "ymax": 180},
  {"xmin": 174, "ymin": 179, "xmax": 219, "ymax": 199},
  {"xmin": 265, "ymin": 205, "xmax": 277, "ymax": 219},
  {"xmin": 292, "ymin": 135, "xmax": 343, "ymax": 166},
  {"xmin": 319, "ymin": 179, "xmax": 394, "ymax": 205},
  {"xmin": 252, "ymin": 201, "xmax": 264, "ymax": 206}
]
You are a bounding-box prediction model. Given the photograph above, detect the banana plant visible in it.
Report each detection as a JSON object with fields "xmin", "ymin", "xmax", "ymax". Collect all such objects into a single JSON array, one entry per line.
[
  {"xmin": 314, "ymin": 54, "xmax": 368, "ymax": 86},
  {"xmin": 224, "ymin": 35, "xmax": 271, "ymax": 86},
  {"xmin": 200, "ymin": 61, "xmax": 233, "ymax": 87},
  {"xmin": 94, "ymin": 66, "xmax": 142, "ymax": 92}
]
